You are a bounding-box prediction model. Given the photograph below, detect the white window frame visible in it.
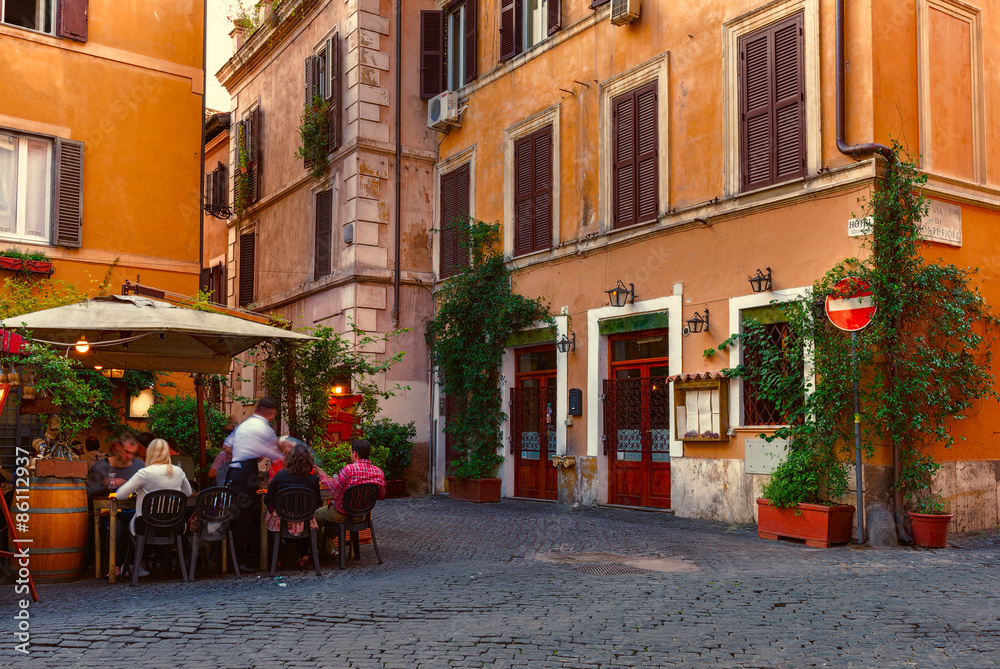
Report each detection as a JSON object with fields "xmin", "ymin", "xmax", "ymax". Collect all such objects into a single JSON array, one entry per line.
[
  {"xmin": 504, "ymin": 105, "xmax": 560, "ymax": 262},
  {"xmin": 0, "ymin": 0, "xmax": 55, "ymax": 36},
  {"xmin": 446, "ymin": 3, "xmax": 466, "ymax": 91},
  {"xmin": 722, "ymin": 0, "xmax": 821, "ymax": 198},
  {"xmin": 598, "ymin": 54, "xmax": 669, "ymax": 234},
  {"xmin": 0, "ymin": 130, "xmax": 52, "ymax": 245},
  {"xmin": 524, "ymin": 0, "xmax": 549, "ymax": 51}
]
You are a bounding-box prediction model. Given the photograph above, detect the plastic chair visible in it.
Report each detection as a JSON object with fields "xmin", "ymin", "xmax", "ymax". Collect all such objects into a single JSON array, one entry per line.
[
  {"xmin": 128, "ymin": 489, "xmax": 189, "ymax": 587},
  {"xmin": 268, "ymin": 487, "xmax": 321, "ymax": 577},
  {"xmin": 188, "ymin": 487, "xmax": 241, "ymax": 580},
  {"xmin": 323, "ymin": 483, "xmax": 383, "ymax": 570}
]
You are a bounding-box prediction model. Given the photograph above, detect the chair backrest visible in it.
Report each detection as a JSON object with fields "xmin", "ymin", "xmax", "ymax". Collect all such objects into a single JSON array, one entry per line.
[
  {"xmin": 273, "ymin": 487, "xmax": 320, "ymax": 523},
  {"xmin": 141, "ymin": 489, "xmax": 188, "ymax": 528},
  {"xmin": 194, "ymin": 487, "xmax": 237, "ymax": 523},
  {"xmin": 342, "ymin": 483, "xmax": 380, "ymax": 516}
]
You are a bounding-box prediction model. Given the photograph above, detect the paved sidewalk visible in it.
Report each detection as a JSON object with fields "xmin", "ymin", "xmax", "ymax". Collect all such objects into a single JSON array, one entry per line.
[{"xmin": 2, "ymin": 496, "xmax": 999, "ymax": 668}]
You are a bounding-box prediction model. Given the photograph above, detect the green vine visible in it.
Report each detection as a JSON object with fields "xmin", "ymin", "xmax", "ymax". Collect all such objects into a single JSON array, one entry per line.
[
  {"xmin": 234, "ymin": 128, "xmax": 252, "ymax": 228},
  {"xmin": 713, "ymin": 142, "xmax": 997, "ymax": 516},
  {"xmin": 425, "ymin": 218, "xmax": 551, "ymax": 480},
  {"xmin": 296, "ymin": 94, "xmax": 331, "ymax": 181}
]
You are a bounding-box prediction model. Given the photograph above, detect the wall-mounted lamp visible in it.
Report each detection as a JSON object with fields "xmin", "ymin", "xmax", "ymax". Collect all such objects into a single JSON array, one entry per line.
[
  {"xmin": 605, "ymin": 280, "xmax": 635, "ymax": 308},
  {"xmin": 555, "ymin": 332, "xmax": 576, "ymax": 353},
  {"xmin": 748, "ymin": 267, "xmax": 772, "ymax": 293},
  {"xmin": 333, "ymin": 385, "xmax": 345, "ymax": 395},
  {"xmin": 685, "ymin": 309, "xmax": 709, "ymax": 334},
  {"xmin": 74, "ymin": 338, "xmax": 90, "ymax": 354}
]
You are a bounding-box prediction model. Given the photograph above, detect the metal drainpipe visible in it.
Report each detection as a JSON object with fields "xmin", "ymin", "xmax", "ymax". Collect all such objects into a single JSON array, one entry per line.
[
  {"xmin": 198, "ymin": 0, "xmax": 209, "ymax": 278},
  {"xmin": 392, "ymin": 0, "xmax": 403, "ymax": 327},
  {"xmin": 836, "ymin": 0, "xmax": 903, "ymax": 524}
]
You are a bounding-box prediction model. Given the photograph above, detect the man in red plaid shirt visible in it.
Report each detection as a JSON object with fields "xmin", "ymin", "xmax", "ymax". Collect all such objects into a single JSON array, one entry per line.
[{"xmin": 315, "ymin": 439, "xmax": 386, "ymax": 530}]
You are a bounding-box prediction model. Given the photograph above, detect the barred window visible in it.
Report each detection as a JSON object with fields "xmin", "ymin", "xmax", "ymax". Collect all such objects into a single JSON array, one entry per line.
[{"xmin": 742, "ymin": 321, "xmax": 801, "ymax": 426}]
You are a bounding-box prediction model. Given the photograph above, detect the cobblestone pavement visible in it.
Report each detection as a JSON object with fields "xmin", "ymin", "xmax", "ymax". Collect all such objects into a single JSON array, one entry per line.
[{"xmin": 3, "ymin": 496, "xmax": 999, "ymax": 668}]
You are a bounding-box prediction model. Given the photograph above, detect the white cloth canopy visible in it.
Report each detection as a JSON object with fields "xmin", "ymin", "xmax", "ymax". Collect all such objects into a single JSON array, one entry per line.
[{"xmin": 0, "ymin": 294, "xmax": 313, "ymax": 373}]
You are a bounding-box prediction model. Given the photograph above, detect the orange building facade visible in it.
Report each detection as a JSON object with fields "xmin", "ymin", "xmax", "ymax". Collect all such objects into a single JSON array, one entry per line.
[
  {"xmin": 1, "ymin": 2, "xmax": 206, "ymax": 457},
  {"xmin": 428, "ymin": 0, "xmax": 1000, "ymax": 530}
]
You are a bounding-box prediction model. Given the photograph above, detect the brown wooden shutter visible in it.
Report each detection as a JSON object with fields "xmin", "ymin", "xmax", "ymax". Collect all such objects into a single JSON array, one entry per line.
[
  {"xmin": 328, "ymin": 34, "xmax": 341, "ymax": 152},
  {"xmin": 304, "ymin": 56, "xmax": 318, "ymax": 169},
  {"xmin": 454, "ymin": 163, "xmax": 470, "ymax": 269},
  {"xmin": 612, "ymin": 91, "xmax": 636, "ymax": 229},
  {"xmin": 57, "ymin": 0, "xmax": 89, "ymax": 42},
  {"xmin": 500, "ymin": 0, "xmax": 523, "ymax": 61},
  {"xmin": 200, "ymin": 268, "xmax": 212, "ymax": 293},
  {"xmin": 249, "ymin": 107, "xmax": 261, "ymax": 203},
  {"xmin": 773, "ymin": 15, "xmax": 805, "ymax": 182},
  {"xmin": 211, "ymin": 263, "xmax": 225, "ymax": 304},
  {"xmin": 635, "ymin": 82, "xmax": 658, "ymax": 224},
  {"xmin": 217, "ymin": 161, "xmax": 227, "ymax": 207},
  {"xmin": 53, "ymin": 138, "xmax": 84, "ymax": 248},
  {"xmin": 513, "ymin": 135, "xmax": 534, "ymax": 257},
  {"xmin": 547, "ymin": 0, "xmax": 561, "ymax": 36},
  {"xmin": 239, "ymin": 232, "xmax": 255, "ymax": 306},
  {"xmin": 420, "ymin": 11, "xmax": 445, "ymax": 99},
  {"xmin": 205, "ymin": 171, "xmax": 215, "ymax": 207},
  {"xmin": 464, "ymin": 0, "xmax": 478, "ymax": 84},
  {"xmin": 739, "ymin": 12, "xmax": 804, "ymax": 191},
  {"xmin": 314, "ymin": 189, "xmax": 333, "ymax": 279},
  {"xmin": 439, "ymin": 170, "xmax": 457, "ymax": 278},
  {"xmin": 532, "ymin": 127, "xmax": 552, "ymax": 250}
]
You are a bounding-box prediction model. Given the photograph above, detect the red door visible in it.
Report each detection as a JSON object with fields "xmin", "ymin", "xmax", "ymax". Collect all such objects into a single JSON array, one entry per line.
[
  {"xmin": 510, "ymin": 347, "xmax": 558, "ymax": 500},
  {"xmin": 604, "ymin": 332, "xmax": 671, "ymax": 508}
]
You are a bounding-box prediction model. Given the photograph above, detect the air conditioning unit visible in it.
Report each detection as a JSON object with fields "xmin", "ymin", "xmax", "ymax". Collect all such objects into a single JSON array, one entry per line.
[
  {"xmin": 610, "ymin": 0, "xmax": 640, "ymax": 26},
  {"xmin": 427, "ymin": 90, "xmax": 461, "ymax": 131}
]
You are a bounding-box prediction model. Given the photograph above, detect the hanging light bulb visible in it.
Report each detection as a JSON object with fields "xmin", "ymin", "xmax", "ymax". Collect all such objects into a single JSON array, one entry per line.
[{"xmin": 75, "ymin": 338, "xmax": 90, "ymax": 354}]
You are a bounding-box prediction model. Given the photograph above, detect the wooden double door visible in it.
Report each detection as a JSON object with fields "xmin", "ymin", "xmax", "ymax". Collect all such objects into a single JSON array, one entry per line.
[
  {"xmin": 510, "ymin": 347, "xmax": 558, "ymax": 500},
  {"xmin": 604, "ymin": 333, "xmax": 671, "ymax": 508}
]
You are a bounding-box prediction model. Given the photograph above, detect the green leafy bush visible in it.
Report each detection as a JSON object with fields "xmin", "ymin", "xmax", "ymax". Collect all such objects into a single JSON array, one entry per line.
[
  {"xmin": 146, "ymin": 393, "xmax": 229, "ymax": 460},
  {"xmin": 363, "ymin": 418, "xmax": 415, "ymax": 480}
]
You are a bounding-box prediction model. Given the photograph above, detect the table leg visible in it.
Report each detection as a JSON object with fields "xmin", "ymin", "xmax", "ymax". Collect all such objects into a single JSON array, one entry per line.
[
  {"xmin": 108, "ymin": 501, "xmax": 117, "ymax": 584},
  {"xmin": 259, "ymin": 500, "xmax": 267, "ymax": 571},
  {"xmin": 93, "ymin": 508, "xmax": 101, "ymax": 579}
]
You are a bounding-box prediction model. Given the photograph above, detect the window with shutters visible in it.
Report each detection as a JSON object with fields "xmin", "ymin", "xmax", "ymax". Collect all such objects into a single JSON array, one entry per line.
[
  {"xmin": 1, "ymin": 0, "xmax": 54, "ymax": 34},
  {"xmin": 236, "ymin": 106, "xmax": 262, "ymax": 205},
  {"xmin": 304, "ymin": 33, "xmax": 341, "ymax": 157},
  {"xmin": 612, "ymin": 83, "xmax": 658, "ymax": 230},
  {"xmin": 0, "ymin": 131, "xmax": 52, "ymax": 244},
  {"xmin": 420, "ymin": 3, "xmax": 476, "ymax": 99},
  {"xmin": 438, "ymin": 163, "xmax": 471, "ymax": 280},
  {"xmin": 201, "ymin": 262, "xmax": 226, "ymax": 305},
  {"xmin": 513, "ymin": 126, "xmax": 553, "ymax": 257},
  {"xmin": 738, "ymin": 11, "xmax": 806, "ymax": 192},
  {"xmin": 204, "ymin": 161, "xmax": 228, "ymax": 212},
  {"xmin": 500, "ymin": 0, "xmax": 560, "ymax": 61},
  {"xmin": 314, "ymin": 189, "xmax": 333, "ymax": 280},
  {"xmin": 238, "ymin": 231, "xmax": 255, "ymax": 307}
]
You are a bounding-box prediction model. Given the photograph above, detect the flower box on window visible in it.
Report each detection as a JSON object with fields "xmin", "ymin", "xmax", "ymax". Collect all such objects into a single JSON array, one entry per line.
[
  {"xmin": 0, "ymin": 256, "xmax": 54, "ymax": 275},
  {"xmin": 673, "ymin": 376, "xmax": 729, "ymax": 442}
]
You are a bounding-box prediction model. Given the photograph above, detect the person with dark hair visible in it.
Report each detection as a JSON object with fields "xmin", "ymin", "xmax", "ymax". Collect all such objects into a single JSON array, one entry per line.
[
  {"xmin": 136, "ymin": 431, "xmax": 156, "ymax": 459},
  {"xmin": 224, "ymin": 397, "xmax": 285, "ymax": 572},
  {"xmin": 314, "ymin": 439, "xmax": 385, "ymax": 556},
  {"xmin": 262, "ymin": 442, "xmax": 320, "ymax": 568},
  {"xmin": 86, "ymin": 433, "xmax": 144, "ymax": 576}
]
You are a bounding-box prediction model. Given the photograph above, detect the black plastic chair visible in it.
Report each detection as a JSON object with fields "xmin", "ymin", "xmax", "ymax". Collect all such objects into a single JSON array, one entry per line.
[
  {"xmin": 189, "ymin": 487, "xmax": 241, "ymax": 580},
  {"xmin": 128, "ymin": 490, "xmax": 189, "ymax": 587},
  {"xmin": 323, "ymin": 483, "xmax": 382, "ymax": 570},
  {"xmin": 268, "ymin": 487, "xmax": 321, "ymax": 576}
]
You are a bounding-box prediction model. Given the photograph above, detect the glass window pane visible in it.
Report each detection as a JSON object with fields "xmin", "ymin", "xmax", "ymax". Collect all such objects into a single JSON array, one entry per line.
[
  {"xmin": 24, "ymin": 139, "xmax": 49, "ymax": 238},
  {"xmin": 0, "ymin": 134, "xmax": 17, "ymax": 233},
  {"xmin": 517, "ymin": 349, "xmax": 556, "ymax": 372},
  {"xmin": 611, "ymin": 334, "xmax": 669, "ymax": 362}
]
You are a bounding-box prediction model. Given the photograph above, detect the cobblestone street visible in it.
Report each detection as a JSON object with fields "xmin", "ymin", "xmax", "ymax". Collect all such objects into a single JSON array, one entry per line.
[{"xmin": 3, "ymin": 496, "xmax": 999, "ymax": 668}]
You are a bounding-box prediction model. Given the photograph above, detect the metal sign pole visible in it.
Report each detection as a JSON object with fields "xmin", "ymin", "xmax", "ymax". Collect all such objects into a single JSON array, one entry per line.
[{"xmin": 852, "ymin": 331, "xmax": 864, "ymax": 545}]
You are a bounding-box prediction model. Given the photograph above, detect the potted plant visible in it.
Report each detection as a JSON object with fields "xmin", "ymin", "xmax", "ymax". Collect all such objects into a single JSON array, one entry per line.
[
  {"xmin": 364, "ymin": 418, "xmax": 415, "ymax": 498},
  {"xmin": 906, "ymin": 493, "xmax": 953, "ymax": 548},
  {"xmin": 296, "ymin": 94, "xmax": 331, "ymax": 181},
  {"xmin": 425, "ymin": 218, "xmax": 550, "ymax": 503},
  {"xmin": 0, "ymin": 248, "xmax": 53, "ymax": 275}
]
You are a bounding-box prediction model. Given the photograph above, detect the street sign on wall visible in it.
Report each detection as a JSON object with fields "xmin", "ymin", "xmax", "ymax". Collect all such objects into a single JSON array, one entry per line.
[{"xmin": 825, "ymin": 277, "xmax": 876, "ymax": 331}]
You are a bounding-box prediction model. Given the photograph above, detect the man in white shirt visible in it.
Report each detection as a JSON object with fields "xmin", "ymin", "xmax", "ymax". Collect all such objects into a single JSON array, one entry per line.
[{"xmin": 226, "ymin": 396, "xmax": 284, "ymax": 572}]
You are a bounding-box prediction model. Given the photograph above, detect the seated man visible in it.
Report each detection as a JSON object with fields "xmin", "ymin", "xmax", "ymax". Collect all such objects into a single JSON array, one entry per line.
[
  {"xmin": 315, "ymin": 439, "xmax": 385, "ymax": 556},
  {"xmin": 86, "ymin": 433, "xmax": 144, "ymax": 576}
]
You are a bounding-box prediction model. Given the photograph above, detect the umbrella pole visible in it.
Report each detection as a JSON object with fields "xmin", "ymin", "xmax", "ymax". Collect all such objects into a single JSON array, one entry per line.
[{"xmin": 195, "ymin": 374, "xmax": 208, "ymax": 489}]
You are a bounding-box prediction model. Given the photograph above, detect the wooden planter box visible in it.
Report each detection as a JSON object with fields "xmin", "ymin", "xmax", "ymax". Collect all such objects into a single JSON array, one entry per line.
[
  {"xmin": 756, "ymin": 498, "xmax": 855, "ymax": 548},
  {"xmin": 0, "ymin": 257, "xmax": 54, "ymax": 275},
  {"xmin": 384, "ymin": 479, "xmax": 407, "ymax": 499},
  {"xmin": 446, "ymin": 476, "xmax": 501, "ymax": 503}
]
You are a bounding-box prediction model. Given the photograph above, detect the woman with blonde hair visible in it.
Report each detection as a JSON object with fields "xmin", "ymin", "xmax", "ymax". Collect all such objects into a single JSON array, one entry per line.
[{"xmin": 115, "ymin": 439, "xmax": 193, "ymax": 538}]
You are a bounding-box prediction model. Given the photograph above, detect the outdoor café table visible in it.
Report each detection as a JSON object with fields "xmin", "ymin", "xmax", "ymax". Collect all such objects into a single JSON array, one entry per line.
[
  {"xmin": 258, "ymin": 487, "xmax": 332, "ymax": 571},
  {"xmin": 93, "ymin": 493, "xmax": 196, "ymax": 584}
]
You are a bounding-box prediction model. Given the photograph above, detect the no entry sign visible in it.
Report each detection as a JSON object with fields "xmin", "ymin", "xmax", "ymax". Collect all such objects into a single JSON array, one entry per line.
[{"xmin": 825, "ymin": 277, "xmax": 876, "ymax": 331}]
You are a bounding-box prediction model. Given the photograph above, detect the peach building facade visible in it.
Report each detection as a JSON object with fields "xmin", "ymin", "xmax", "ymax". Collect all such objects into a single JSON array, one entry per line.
[{"xmin": 428, "ymin": 0, "xmax": 1000, "ymax": 529}]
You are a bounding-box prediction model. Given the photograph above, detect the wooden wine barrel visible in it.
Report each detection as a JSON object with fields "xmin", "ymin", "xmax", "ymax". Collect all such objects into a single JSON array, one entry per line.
[{"xmin": 23, "ymin": 477, "xmax": 89, "ymax": 583}]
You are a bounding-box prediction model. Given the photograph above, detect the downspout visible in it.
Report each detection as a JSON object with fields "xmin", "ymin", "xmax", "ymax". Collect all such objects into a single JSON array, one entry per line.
[
  {"xmin": 198, "ymin": 0, "xmax": 209, "ymax": 279},
  {"xmin": 836, "ymin": 0, "xmax": 904, "ymax": 530},
  {"xmin": 392, "ymin": 0, "xmax": 403, "ymax": 327}
]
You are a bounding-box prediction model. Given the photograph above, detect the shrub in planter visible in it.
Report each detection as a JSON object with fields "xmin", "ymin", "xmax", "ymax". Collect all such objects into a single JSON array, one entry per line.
[{"xmin": 364, "ymin": 418, "xmax": 415, "ymax": 497}]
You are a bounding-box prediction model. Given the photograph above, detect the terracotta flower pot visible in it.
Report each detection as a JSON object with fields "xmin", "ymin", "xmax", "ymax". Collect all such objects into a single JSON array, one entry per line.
[
  {"xmin": 756, "ymin": 498, "xmax": 856, "ymax": 548},
  {"xmin": 447, "ymin": 476, "xmax": 501, "ymax": 503},
  {"xmin": 384, "ymin": 479, "xmax": 407, "ymax": 499},
  {"xmin": 907, "ymin": 511, "xmax": 953, "ymax": 548}
]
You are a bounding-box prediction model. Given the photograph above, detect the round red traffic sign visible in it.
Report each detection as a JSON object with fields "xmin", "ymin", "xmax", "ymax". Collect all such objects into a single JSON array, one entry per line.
[{"xmin": 825, "ymin": 277, "xmax": 876, "ymax": 331}]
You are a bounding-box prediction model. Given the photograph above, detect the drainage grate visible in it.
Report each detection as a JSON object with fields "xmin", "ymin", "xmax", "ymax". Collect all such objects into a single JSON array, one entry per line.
[{"xmin": 572, "ymin": 562, "xmax": 654, "ymax": 576}]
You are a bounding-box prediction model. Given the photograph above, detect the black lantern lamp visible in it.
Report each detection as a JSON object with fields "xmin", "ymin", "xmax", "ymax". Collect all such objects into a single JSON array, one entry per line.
[
  {"xmin": 555, "ymin": 332, "xmax": 576, "ymax": 353},
  {"xmin": 605, "ymin": 280, "xmax": 635, "ymax": 308},
  {"xmin": 686, "ymin": 309, "xmax": 709, "ymax": 334},
  {"xmin": 748, "ymin": 267, "xmax": 772, "ymax": 293}
]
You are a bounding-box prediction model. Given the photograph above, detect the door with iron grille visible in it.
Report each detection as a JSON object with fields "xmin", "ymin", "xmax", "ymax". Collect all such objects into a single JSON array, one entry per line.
[
  {"xmin": 510, "ymin": 347, "xmax": 558, "ymax": 500},
  {"xmin": 603, "ymin": 332, "xmax": 671, "ymax": 508}
]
